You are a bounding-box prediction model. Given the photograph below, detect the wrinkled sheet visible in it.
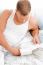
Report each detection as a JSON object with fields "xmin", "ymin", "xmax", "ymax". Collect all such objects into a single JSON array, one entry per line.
[{"xmin": 4, "ymin": 30, "xmax": 43, "ymax": 65}]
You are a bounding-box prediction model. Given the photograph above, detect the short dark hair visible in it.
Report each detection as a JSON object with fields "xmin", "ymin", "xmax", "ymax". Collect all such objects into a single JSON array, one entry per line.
[{"xmin": 17, "ymin": 0, "xmax": 31, "ymax": 16}]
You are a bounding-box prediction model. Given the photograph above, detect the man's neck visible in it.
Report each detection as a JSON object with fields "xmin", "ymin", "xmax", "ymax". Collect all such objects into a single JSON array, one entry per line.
[{"xmin": 13, "ymin": 13, "xmax": 22, "ymax": 25}]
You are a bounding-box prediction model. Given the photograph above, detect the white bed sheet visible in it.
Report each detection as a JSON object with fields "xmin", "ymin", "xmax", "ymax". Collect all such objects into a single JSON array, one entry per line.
[{"xmin": 4, "ymin": 30, "xmax": 43, "ymax": 65}]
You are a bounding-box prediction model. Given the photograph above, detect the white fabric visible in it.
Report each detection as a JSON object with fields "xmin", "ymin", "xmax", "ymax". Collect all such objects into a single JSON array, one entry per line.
[
  {"xmin": 3, "ymin": 11, "xmax": 29, "ymax": 46},
  {"xmin": 3, "ymin": 11, "xmax": 43, "ymax": 65},
  {"xmin": 20, "ymin": 32, "xmax": 43, "ymax": 55},
  {"xmin": 0, "ymin": 51, "xmax": 4, "ymax": 65}
]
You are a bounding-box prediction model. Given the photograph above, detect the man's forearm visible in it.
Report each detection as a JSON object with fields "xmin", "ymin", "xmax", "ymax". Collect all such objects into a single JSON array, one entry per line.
[
  {"xmin": 0, "ymin": 32, "xmax": 12, "ymax": 52},
  {"xmin": 0, "ymin": 32, "xmax": 21, "ymax": 56}
]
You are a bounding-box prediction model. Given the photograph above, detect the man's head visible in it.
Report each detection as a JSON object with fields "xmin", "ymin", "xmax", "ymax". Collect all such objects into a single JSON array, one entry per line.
[
  {"xmin": 15, "ymin": 0, "xmax": 31, "ymax": 24},
  {"xmin": 17, "ymin": 0, "xmax": 31, "ymax": 16}
]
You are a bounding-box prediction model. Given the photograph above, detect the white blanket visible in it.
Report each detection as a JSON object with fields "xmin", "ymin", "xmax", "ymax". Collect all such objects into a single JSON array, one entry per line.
[{"xmin": 4, "ymin": 30, "xmax": 43, "ymax": 65}]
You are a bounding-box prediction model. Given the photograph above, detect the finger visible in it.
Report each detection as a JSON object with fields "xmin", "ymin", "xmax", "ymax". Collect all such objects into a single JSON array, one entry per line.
[{"xmin": 32, "ymin": 39, "xmax": 36, "ymax": 44}]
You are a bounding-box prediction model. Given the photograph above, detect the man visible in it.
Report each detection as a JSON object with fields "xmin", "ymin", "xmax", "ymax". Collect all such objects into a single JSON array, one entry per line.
[{"xmin": 0, "ymin": 0, "xmax": 40, "ymax": 56}]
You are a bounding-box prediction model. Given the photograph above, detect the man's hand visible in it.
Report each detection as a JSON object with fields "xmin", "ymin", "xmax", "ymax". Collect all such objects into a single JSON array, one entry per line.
[
  {"xmin": 11, "ymin": 48, "xmax": 21, "ymax": 56},
  {"xmin": 32, "ymin": 35, "xmax": 40, "ymax": 44}
]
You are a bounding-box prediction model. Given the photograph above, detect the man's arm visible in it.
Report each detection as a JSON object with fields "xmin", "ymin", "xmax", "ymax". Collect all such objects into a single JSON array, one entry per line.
[
  {"xmin": 29, "ymin": 16, "xmax": 39, "ymax": 36},
  {"xmin": 29, "ymin": 16, "xmax": 40, "ymax": 44},
  {"xmin": 0, "ymin": 10, "xmax": 21, "ymax": 56}
]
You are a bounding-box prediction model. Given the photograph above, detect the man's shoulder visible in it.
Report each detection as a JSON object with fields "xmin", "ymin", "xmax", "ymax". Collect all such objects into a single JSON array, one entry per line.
[
  {"xmin": 28, "ymin": 15, "xmax": 38, "ymax": 30},
  {"xmin": 0, "ymin": 9, "xmax": 13, "ymax": 20},
  {"xmin": 29, "ymin": 15, "xmax": 38, "ymax": 25},
  {"xmin": 2, "ymin": 9, "xmax": 12, "ymax": 15},
  {"xmin": 0, "ymin": 10, "xmax": 13, "ymax": 32}
]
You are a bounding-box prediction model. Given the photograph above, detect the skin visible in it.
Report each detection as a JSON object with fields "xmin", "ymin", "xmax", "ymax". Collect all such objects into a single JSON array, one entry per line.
[{"xmin": 0, "ymin": 10, "xmax": 40, "ymax": 56}]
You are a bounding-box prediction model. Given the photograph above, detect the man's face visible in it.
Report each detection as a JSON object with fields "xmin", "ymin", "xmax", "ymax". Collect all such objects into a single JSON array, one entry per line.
[{"xmin": 16, "ymin": 10, "xmax": 29, "ymax": 23}]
